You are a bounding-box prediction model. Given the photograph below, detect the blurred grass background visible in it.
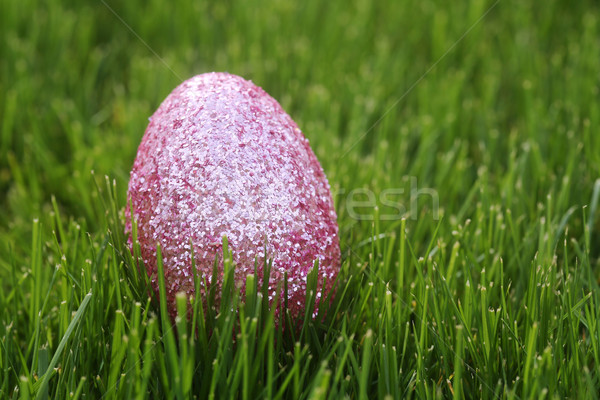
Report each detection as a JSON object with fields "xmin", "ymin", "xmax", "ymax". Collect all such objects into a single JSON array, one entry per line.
[
  {"xmin": 1, "ymin": 0, "xmax": 600, "ymax": 398},
  {"xmin": 2, "ymin": 0, "xmax": 599, "ymax": 245}
]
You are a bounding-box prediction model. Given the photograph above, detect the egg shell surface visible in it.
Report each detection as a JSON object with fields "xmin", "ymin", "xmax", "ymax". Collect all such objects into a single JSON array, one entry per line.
[{"xmin": 126, "ymin": 72, "xmax": 340, "ymax": 321}]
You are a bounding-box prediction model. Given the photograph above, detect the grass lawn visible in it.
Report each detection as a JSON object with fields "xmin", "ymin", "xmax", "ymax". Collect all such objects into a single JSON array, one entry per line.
[{"xmin": 2, "ymin": 0, "xmax": 600, "ymax": 398}]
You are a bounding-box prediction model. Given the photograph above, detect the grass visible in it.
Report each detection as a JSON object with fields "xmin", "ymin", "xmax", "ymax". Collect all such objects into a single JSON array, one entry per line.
[{"xmin": 1, "ymin": 0, "xmax": 600, "ymax": 398}]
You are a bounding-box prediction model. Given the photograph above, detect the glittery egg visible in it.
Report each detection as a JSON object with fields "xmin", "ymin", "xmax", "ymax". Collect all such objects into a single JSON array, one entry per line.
[{"xmin": 126, "ymin": 72, "xmax": 340, "ymax": 322}]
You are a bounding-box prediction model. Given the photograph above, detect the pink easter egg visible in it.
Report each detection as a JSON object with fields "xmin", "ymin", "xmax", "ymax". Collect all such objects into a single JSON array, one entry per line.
[{"xmin": 126, "ymin": 72, "xmax": 340, "ymax": 322}]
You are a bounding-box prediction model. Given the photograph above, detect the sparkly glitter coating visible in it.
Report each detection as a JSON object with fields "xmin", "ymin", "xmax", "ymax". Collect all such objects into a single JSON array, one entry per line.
[{"xmin": 126, "ymin": 72, "xmax": 340, "ymax": 321}]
